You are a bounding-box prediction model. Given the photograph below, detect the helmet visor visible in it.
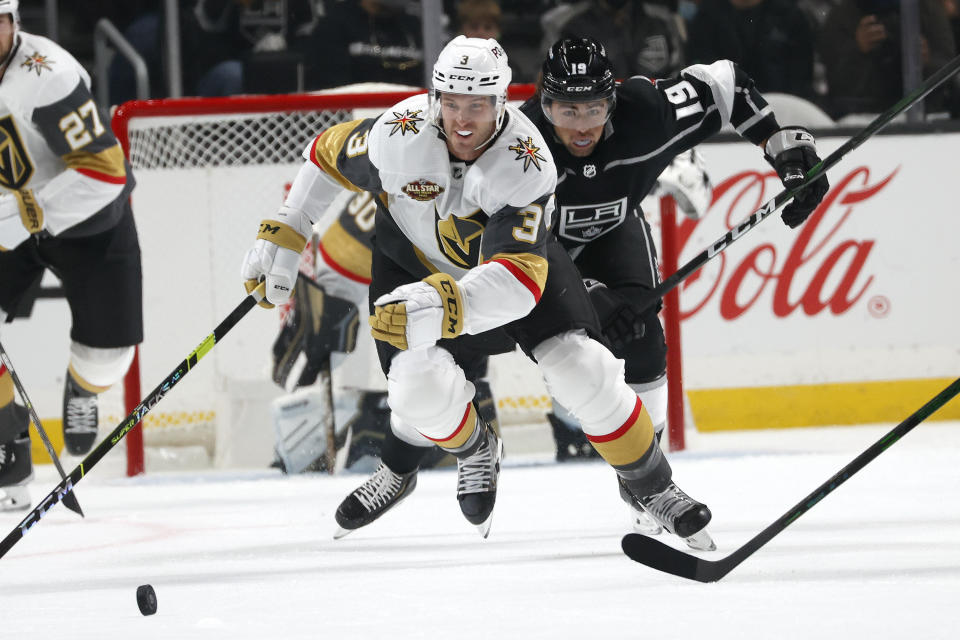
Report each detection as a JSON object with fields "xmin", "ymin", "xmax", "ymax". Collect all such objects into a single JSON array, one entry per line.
[{"xmin": 540, "ymin": 95, "xmax": 614, "ymax": 130}]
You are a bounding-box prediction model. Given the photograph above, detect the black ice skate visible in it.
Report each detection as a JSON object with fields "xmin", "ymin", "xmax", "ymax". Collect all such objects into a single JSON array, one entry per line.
[
  {"xmin": 62, "ymin": 374, "xmax": 99, "ymax": 456},
  {"xmin": 625, "ymin": 478, "xmax": 715, "ymax": 551},
  {"xmin": 0, "ymin": 431, "xmax": 33, "ymax": 512},
  {"xmin": 617, "ymin": 475, "xmax": 664, "ymax": 536},
  {"xmin": 456, "ymin": 421, "xmax": 503, "ymax": 538},
  {"xmin": 333, "ymin": 463, "xmax": 418, "ymax": 539}
]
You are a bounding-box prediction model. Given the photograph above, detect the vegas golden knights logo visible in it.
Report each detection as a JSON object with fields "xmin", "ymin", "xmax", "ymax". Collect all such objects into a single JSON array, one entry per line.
[
  {"xmin": 0, "ymin": 117, "xmax": 34, "ymax": 190},
  {"xmin": 435, "ymin": 209, "xmax": 486, "ymax": 268}
]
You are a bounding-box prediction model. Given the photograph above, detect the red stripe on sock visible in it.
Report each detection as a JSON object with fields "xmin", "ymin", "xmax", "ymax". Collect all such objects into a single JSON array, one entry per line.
[
  {"xmin": 585, "ymin": 396, "xmax": 643, "ymax": 443},
  {"xmin": 422, "ymin": 403, "xmax": 472, "ymax": 444}
]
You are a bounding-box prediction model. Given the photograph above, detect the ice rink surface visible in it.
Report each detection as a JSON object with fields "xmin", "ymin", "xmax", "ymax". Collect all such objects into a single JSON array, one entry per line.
[{"xmin": 3, "ymin": 419, "xmax": 960, "ymax": 639}]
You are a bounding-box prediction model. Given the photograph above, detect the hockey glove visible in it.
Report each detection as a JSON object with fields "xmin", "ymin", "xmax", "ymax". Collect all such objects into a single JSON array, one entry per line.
[
  {"xmin": 241, "ymin": 218, "xmax": 310, "ymax": 307},
  {"xmin": 655, "ymin": 149, "xmax": 712, "ymax": 220},
  {"xmin": 764, "ymin": 127, "xmax": 829, "ymax": 229},
  {"xmin": 272, "ymin": 275, "xmax": 359, "ymax": 391},
  {"xmin": 370, "ymin": 273, "xmax": 464, "ymax": 351},
  {"xmin": 584, "ymin": 279, "xmax": 646, "ymax": 351},
  {"xmin": 0, "ymin": 189, "xmax": 44, "ymax": 251}
]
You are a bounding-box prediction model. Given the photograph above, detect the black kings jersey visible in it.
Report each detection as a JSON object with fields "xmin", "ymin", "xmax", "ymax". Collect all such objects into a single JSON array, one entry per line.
[{"xmin": 522, "ymin": 60, "xmax": 780, "ymax": 250}]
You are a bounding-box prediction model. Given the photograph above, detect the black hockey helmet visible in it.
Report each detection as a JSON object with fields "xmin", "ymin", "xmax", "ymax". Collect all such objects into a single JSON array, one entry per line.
[{"xmin": 540, "ymin": 37, "xmax": 616, "ymax": 129}]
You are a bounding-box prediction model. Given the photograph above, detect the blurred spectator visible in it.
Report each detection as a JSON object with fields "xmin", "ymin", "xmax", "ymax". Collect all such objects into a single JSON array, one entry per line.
[
  {"xmin": 686, "ymin": 0, "xmax": 816, "ymax": 99},
  {"xmin": 303, "ymin": 0, "xmax": 424, "ymax": 90},
  {"xmin": 108, "ymin": 0, "xmax": 317, "ymax": 103},
  {"xmin": 945, "ymin": 0, "xmax": 960, "ymax": 46},
  {"xmin": 457, "ymin": 0, "xmax": 501, "ymax": 40},
  {"xmin": 818, "ymin": 0, "xmax": 956, "ymax": 117},
  {"xmin": 109, "ymin": 0, "xmax": 252, "ymax": 103},
  {"xmin": 540, "ymin": 1, "xmax": 685, "ymax": 79}
]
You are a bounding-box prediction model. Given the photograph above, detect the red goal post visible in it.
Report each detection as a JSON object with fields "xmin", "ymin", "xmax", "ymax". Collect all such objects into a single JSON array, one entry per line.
[{"xmin": 111, "ymin": 86, "xmax": 686, "ymax": 476}]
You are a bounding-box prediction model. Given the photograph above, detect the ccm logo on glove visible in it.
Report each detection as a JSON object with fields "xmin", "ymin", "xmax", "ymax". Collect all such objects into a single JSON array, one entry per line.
[{"xmin": 435, "ymin": 276, "xmax": 462, "ymax": 338}]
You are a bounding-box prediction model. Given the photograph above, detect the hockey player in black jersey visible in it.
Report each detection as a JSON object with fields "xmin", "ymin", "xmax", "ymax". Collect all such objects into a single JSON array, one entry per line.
[{"xmin": 521, "ymin": 37, "xmax": 829, "ymax": 544}]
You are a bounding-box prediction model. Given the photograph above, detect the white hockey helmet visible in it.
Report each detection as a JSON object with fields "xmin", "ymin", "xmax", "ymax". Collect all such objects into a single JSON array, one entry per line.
[
  {"xmin": 0, "ymin": 0, "xmax": 18, "ymax": 19},
  {"xmin": 429, "ymin": 35, "xmax": 512, "ymax": 145}
]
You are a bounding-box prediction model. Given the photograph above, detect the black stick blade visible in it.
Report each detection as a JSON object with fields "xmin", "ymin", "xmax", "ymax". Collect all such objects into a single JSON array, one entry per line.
[
  {"xmin": 61, "ymin": 491, "xmax": 84, "ymax": 517},
  {"xmin": 621, "ymin": 534, "xmax": 726, "ymax": 583}
]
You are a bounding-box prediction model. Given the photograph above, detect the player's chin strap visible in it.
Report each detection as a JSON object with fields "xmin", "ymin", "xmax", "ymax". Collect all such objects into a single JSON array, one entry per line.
[{"xmin": 633, "ymin": 52, "xmax": 960, "ymax": 315}]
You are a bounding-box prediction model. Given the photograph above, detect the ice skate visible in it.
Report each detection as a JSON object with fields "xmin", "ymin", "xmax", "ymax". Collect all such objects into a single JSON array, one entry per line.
[
  {"xmin": 333, "ymin": 463, "xmax": 417, "ymax": 539},
  {"xmin": 62, "ymin": 374, "xmax": 98, "ymax": 456},
  {"xmin": 627, "ymin": 479, "xmax": 715, "ymax": 551},
  {"xmin": 617, "ymin": 475, "xmax": 663, "ymax": 536},
  {"xmin": 456, "ymin": 421, "xmax": 503, "ymax": 538},
  {"xmin": 0, "ymin": 433, "xmax": 33, "ymax": 512}
]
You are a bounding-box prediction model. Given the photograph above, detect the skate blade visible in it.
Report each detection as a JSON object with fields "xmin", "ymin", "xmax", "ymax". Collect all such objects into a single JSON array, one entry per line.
[
  {"xmin": 475, "ymin": 515, "xmax": 494, "ymax": 539},
  {"xmin": 630, "ymin": 507, "xmax": 664, "ymax": 536},
  {"xmin": 332, "ymin": 526, "xmax": 355, "ymax": 540},
  {"xmin": 683, "ymin": 528, "xmax": 716, "ymax": 552}
]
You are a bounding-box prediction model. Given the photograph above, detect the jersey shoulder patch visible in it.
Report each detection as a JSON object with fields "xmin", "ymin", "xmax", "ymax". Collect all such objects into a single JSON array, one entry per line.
[
  {"xmin": 474, "ymin": 105, "xmax": 556, "ymax": 211},
  {"xmin": 14, "ymin": 33, "xmax": 88, "ymax": 110}
]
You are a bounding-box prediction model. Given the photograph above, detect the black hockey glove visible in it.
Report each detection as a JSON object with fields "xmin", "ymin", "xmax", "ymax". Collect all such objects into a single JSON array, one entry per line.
[
  {"xmin": 764, "ymin": 126, "xmax": 829, "ymax": 229},
  {"xmin": 584, "ymin": 279, "xmax": 645, "ymax": 351},
  {"xmin": 272, "ymin": 275, "xmax": 360, "ymax": 390}
]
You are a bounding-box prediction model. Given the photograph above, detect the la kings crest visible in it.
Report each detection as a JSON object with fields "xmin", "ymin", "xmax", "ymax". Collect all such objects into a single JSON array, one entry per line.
[{"xmin": 558, "ymin": 196, "xmax": 629, "ymax": 242}]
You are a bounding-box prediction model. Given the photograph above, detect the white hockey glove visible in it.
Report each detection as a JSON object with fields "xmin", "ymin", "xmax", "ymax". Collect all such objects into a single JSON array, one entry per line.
[
  {"xmin": 764, "ymin": 126, "xmax": 829, "ymax": 229},
  {"xmin": 655, "ymin": 149, "xmax": 712, "ymax": 220},
  {"xmin": 241, "ymin": 211, "xmax": 312, "ymax": 308},
  {"xmin": 0, "ymin": 190, "xmax": 44, "ymax": 251},
  {"xmin": 369, "ymin": 273, "xmax": 465, "ymax": 351}
]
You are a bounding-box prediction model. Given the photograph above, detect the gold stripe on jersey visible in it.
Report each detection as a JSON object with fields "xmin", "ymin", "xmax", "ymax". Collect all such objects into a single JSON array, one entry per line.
[
  {"xmin": 62, "ymin": 144, "xmax": 127, "ymax": 180},
  {"xmin": 423, "ymin": 273, "xmax": 464, "ymax": 339},
  {"xmin": 257, "ymin": 220, "xmax": 308, "ymax": 253},
  {"xmin": 486, "ymin": 252, "xmax": 548, "ymax": 297},
  {"xmin": 413, "ymin": 246, "xmax": 440, "ymax": 274},
  {"xmin": 585, "ymin": 397, "xmax": 656, "ymax": 467},
  {"xmin": 310, "ymin": 120, "xmax": 367, "ymax": 192},
  {"xmin": 320, "ymin": 220, "xmax": 372, "ymax": 280}
]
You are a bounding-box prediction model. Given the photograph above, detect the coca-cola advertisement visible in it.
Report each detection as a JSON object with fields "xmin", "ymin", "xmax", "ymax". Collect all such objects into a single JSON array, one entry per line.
[{"xmin": 661, "ymin": 134, "xmax": 960, "ymax": 395}]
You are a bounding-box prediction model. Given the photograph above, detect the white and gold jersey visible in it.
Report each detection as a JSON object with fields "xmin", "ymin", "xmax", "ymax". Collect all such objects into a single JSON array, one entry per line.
[
  {"xmin": 0, "ymin": 31, "xmax": 131, "ymax": 249},
  {"xmin": 297, "ymin": 93, "xmax": 558, "ymax": 334}
]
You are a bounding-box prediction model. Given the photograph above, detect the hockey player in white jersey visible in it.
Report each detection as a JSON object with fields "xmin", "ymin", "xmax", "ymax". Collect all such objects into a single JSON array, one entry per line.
[
  {"xmin": 243, "ymin": 36, "xmax": 712, "ymax": 545},
  {"xmin": 0, "ymin": 0, "xmax": 141, "ymax": 509}
]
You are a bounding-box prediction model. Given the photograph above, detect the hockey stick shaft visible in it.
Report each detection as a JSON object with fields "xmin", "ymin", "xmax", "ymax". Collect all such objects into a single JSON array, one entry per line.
[
  {"xmin": 635, "ymin": 53, "xmax": 960, "ymax": 312},
  {"xmin": 622, "ymin": 376, "xmax": 960, "ymax": 581},
  {"xmin": 0, "ymin": 283, "xmax": 265, "ymax": 560},
  {"xmin": 0, "ymin": 341, "xmax": 84, "ymax": 517}
]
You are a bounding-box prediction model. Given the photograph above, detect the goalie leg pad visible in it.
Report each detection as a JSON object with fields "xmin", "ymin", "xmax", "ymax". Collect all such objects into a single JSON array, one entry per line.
[
  {"xmin": 534, "ymin": 330, "xmax": 657, "ymax": 471},
  {"xmin": 386, "ymin": 346, "xmax": 478, "ymax": 452},
  {"xmin": 69, "ymin": 342, "xmax": 135, "ymax": 390}
]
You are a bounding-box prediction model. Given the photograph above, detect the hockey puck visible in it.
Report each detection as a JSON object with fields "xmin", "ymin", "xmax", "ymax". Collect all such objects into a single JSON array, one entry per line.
[{"xmin": 136, "ymin": 584, "xmax": 157, "ymax": 616}]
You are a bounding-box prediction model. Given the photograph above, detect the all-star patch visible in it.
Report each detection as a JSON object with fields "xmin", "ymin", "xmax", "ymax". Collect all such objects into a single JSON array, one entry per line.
[
  {"xmin": 384, "ymin": 109, "xmax": 424, "ymax": 136},
  {"xmin": 21, "ymin": 51, "xmax": 54, "ymax": 76},
  {"xmin": 402, "ymin": 179, "xmax": 444, "ymax": 202},
  {"xmin": 508, "ymin": 136, "xmax": 546, "ymax": 172}
]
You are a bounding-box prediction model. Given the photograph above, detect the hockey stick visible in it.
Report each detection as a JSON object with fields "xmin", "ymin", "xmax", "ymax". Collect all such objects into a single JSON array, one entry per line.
[
  {"xmin": 0, "ymin": 283, "xmax": 266, "ymax": 560},
  {"xmin": 634, "ymin": 53, "xmax": 960, "ymax": 313},
  {"xmin": 0, "ymin": 341, "xmax": 84, "ymax": 517},
  {"xmin": 622, "ymin": 376, "xmax": 960, "ymax": 582}
]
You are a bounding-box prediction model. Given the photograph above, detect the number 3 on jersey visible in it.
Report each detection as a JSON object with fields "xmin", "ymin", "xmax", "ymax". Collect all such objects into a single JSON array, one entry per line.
[{"xmin": 512, "ymin": 204, "xmax": 544, "ymax": 243}]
